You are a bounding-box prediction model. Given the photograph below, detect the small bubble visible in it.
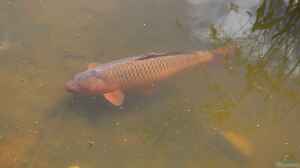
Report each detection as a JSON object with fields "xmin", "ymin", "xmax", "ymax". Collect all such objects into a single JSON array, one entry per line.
[
  {"xmin": 88, "ymin": 140, "xmax": 95, "ymax": 147},
  {"xmin": 34, "ymin": 121, "xmax": 39, "ymax": 125},
  {"xmin": 283, "ymin": 154, "xmax": 290, "ymax": 160},
  {"xmin": 114, "ymin": 122, "xmax": 120, "ymax": 126},
  {"xmin": 143, "ymin": 23, "xmax": 147, "ymax": 27},
  {"xmin": 28, "ymin": 129, "xmax": 39, "ymax": 134},
  {"xmin": 175, "ymin": 130, "xmax": 181, "ymax": 135},
  {"xmin": 256, "ymin": 123, "xmax": 260, "ymax": 128}
]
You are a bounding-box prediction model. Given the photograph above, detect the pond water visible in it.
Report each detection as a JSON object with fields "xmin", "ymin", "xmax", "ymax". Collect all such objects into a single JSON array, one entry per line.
[{"xmin": 0, "ymin": 0, "xmax": 299, "ymax": 168}]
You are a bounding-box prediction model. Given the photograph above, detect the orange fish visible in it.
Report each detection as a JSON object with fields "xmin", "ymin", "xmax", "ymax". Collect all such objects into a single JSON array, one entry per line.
[
  {"xmin": 65, "ymin": 46, "xmax": 236, "ymax": 106},
  {"xmin": 221, "ymin": 131, "xmax": 253, "ymax": 157}
]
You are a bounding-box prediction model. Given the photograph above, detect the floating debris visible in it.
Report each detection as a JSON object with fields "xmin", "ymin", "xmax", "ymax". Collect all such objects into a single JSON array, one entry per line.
[
  {"xmin": 275, "ymin": 154, "xmax": 300, "ymax": 168},
  {"xmin": 276, "ymin": 161, "xmax": 300, "ymax": 168}
]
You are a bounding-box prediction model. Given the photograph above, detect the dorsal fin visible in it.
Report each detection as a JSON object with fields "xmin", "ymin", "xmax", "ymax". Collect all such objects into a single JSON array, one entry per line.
[{"xmin": 136, "ymin": 52, "xmax": 182, "ymax": 60}]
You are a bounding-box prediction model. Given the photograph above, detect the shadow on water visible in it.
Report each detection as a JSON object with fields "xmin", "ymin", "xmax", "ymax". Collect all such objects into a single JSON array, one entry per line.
[{"xmin": 46, "ymin": 93, "xmax": 158, "ymax": 123}]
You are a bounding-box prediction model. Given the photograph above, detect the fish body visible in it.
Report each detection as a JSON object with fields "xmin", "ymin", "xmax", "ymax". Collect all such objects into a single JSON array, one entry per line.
[{"xmin": 65, "ymin": 46, "xmax": 236, "ymax": 106}]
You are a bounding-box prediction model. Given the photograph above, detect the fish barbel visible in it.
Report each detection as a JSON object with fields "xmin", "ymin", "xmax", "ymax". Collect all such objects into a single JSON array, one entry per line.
[{"xmin": 65, "ymin": 45, "xmax": 237, "ymax": 106}]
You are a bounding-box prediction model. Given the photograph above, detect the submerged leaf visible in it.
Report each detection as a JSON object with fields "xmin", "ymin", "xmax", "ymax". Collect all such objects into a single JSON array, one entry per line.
[
  {"xmin": 257, "ymin": 0, "xmax": 266, "ymax": 19},
  {"xmin": 209, "ymin": 24, "xmax": 220, "ymax": 41},
  {"xmin": 253, "ymin": 0, "xmax": 266, "ymax": 31},
  {"xmin": 275, "ymin": 160, "xmax": 300, "ymax": 168},
  {"xmin": 254, "ymin": 17, "xmax": 282, "ymax": 30}
]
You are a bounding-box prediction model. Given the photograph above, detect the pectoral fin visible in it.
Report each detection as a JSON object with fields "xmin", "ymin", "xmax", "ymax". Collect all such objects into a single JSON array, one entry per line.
[{"xmin": 103, "ymin": 90, "xmax": 125, "ymax": 106}]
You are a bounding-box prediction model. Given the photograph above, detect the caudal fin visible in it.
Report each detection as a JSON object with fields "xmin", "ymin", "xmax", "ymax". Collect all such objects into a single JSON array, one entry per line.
[
  {"xmin": 213, "ymin": 43, "xmax": 239, "ymax": 56},
  {"xmin": 193, "ymin": 44, "xmax": 239, "ymax": 65},
  {"xmin": 210, "ymin": 44, "xmax": 239, "ymax": 64}
]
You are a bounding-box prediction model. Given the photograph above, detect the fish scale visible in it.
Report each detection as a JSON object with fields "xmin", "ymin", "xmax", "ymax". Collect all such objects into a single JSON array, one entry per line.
[{"xmin": 101, "ymin": 52, "xmax": 214, "ymax": 90}]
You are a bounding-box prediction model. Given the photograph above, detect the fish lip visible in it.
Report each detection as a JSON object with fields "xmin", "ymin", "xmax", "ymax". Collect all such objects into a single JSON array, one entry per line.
[{"xmin": 65, "ymin": 80, "xmax": 80, "ymax": 93}]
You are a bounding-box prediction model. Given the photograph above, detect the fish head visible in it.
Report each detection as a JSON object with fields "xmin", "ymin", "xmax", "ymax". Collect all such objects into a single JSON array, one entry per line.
[{"xmin": 65, "ymin": 69, "xmax": 107, "ymax": 95}]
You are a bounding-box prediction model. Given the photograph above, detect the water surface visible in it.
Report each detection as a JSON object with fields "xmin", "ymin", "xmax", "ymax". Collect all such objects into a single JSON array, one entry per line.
[{"xmin": 0, "ymin": 0, "xmax": 300, "ymax": 168}]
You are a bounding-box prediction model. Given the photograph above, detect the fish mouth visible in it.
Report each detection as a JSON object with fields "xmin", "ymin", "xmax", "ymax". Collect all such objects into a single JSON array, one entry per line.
[{"xmin": 65, "ymin": 80, "xmax": 80, "ymax": 93}]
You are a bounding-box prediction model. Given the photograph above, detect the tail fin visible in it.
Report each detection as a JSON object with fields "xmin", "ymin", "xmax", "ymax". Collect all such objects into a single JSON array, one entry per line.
[
  {"xmin": 209, "ymin": 43, "xmax": 239, "ymax": 64},
  {"xmin": 212, "ymin": 43, "xmax": 239, "ymax": 56}
]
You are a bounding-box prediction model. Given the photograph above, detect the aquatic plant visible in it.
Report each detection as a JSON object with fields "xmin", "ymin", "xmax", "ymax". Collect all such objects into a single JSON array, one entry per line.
[{"xmin": 251, "ymin": 0, "xmax": 300, "ymax": 79}]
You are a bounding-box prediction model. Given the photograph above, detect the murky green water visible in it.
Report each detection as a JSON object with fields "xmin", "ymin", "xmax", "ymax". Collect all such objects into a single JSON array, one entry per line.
[{"xmin": 0, "ymin": 0, "xmax": 300, "ymax": 168}]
